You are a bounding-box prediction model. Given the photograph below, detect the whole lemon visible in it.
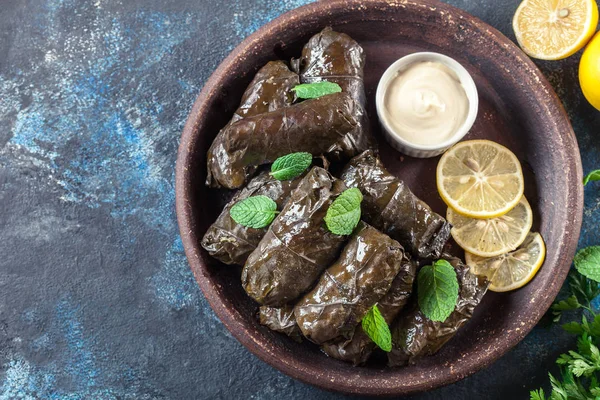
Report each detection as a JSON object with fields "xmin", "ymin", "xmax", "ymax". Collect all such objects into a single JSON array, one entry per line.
[{"xmin": 580, "ymin": 31, "xmax": 600, "ymax": 111}]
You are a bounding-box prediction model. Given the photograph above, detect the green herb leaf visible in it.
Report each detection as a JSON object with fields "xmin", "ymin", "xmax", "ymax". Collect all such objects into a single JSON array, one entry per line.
[
  {"xmin": 361, "ymin": 304, "xmax": 392, "ymax": 352},
  {"xmin": 529, "ymin": 388, "xmax": 546, "ymax": 400},
  {"xmin": 230, "ymin": 195, "xmax": 278, "ymax": 229},
  {"xmin": 417, "ymin": 259, "xmax": 459, "ymax": 322},
  {"xmin": 270, "ymin": 152, "xmax": 312, "ymax": 181},
  {"xmin": 583, "ymin": 170, "xmax": 600, "ymax": 186},
  {"xmin": 562, "ymin": 321, "xmax": 585, "ymax": 335},
  {"xmin": 292, "ymin": 81, "xmax": 342, "ymax": 99},
  {"xmin": 324, "ymin": 188, "xmax": 362, "ymax": 235},
  {"xmin": 552, "ymin": 295, "xmax": 582, "ymax": 322},
  {"xmin": 553, "ymin": 295, "xmax": 581, "ymax": 313},
  {"xmin": 574, "ymin": 246, "xmax": 600, "ymax": 283},
  {"xmin": 531, "ymin": 262, "xmax": 600, "ymax": 398},
  {"xmin": 588, "ymin": 314, "xmax": 600, "ymax": 337},
  {"xmin": 569, "ymin": 271, "xmax": 600, "ymax": 308}
]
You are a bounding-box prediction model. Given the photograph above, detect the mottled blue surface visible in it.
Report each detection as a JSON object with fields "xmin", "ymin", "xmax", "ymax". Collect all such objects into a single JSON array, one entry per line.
[{"xmin": 1, "ymin": 0, "xmax": 599, "ymax": 398}]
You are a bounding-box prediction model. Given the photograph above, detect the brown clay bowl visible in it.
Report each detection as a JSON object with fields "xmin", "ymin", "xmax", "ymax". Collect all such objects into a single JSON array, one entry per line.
[{"xmin": 175, "ymin": 0, "xmax": 583, "ymax": 395}]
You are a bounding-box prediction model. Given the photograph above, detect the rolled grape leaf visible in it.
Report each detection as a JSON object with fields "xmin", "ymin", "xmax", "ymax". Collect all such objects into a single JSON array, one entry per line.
[
  {"xmin": 229, "ymin": 60, "xmax": 299, "ymax": 124},
  {"xmin": 205, "ymin": 60, "xmax": 299, "ymax": 188},
  {"xmin": 387, "ymin": 256, "xmax": 488, "ymax": 367},
  {"xmin": 258, "ymin": 305, "xmax": 302, "ymax": 342},
  {"xmin": 294, "ymin": 222, "xmax": 405, "ymax": 345},
  {"xmin": 201, "ymin": 170, "xmax": 304, "ymax": 265},
  {"xmin": 242, "ymin": 167, "xmax": 348, "ymax": 306},
  {"xmin": 292, "ymin": 27, "xmax": 367, "ymax": 107},
  {"xmin": 340, "ymin": 150, "xmax": 451, "ymax": 260},
  {"xmin": 321, "ymin": 255, "xmax": 417, "ymax": 365},
  {"xmin": 206, "ymin": 92, "xmax": 374, "ymax": 189}
]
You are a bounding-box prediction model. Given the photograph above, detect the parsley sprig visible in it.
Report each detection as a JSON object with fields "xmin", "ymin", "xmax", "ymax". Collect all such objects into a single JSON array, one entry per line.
[{"xmin": 531, "ymin": 247, "xmax": 600, "ymax": 400}]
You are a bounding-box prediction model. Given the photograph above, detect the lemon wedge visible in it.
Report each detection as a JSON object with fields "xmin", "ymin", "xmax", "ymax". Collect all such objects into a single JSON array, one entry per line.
[
  {"xmin": 580, "ymin": 31, "xmax": 600, "ymax": 110},
  {"xmin": 436, "ymin": 140, "xmax": 524, "ymax": 219},
  {"xmin": 513, "ymin": 0, "xmax": 599, "ymax": 60},
  {"xmin": 465, "ymin": 232, "xmax": 546, "ymax": 292},
  {"xmin": 447, "ymin": 196, "xmax": 533, "ymax": 257}
]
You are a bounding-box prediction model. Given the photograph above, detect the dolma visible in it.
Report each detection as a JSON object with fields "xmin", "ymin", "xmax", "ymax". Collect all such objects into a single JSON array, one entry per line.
[
  {"xmin": 207, "ymin": 92, "xmax": 373, "ymax": 189},
  {"xmin": 201, "ymin": 170, "xmax": 304, "ymax": 265},
  {"xmin": 292, "ymin": 27, "xmax": 367, "ymax": 107},
  {"xmin": 205, "ymin": 61, "xmax": 299, "ymax": 187},
  {"xmin": 229, "ymin": 61, "xmax": 299, "ymax": 124},
  {"xmin": 294, "ymin": 222, "xmax": 405, "ymax": 345},
  {"xmin": 387, "ymin": 256, "xmax": 488, "ymax": 367},
  {"xmin": 321, "ymin": 255, "xmax": 417, "ymax": 365},
  {"xmin": 242, "ymin": 167, "xmax": 347, "ymax": 306},
  {"xmin": 340, "ymin": 150, "xmax": 451, "ymax": 260},
  {"xmin": 259, "ymin": 306, "xmax": 302, "ymax": 342}
]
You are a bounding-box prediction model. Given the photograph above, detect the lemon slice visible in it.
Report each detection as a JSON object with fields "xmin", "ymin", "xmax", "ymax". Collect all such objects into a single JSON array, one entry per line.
[
  {"xmin": 447, "ymin": 196, "xmax": 533, "ymax": 257},
  {"xmin": 513, "ymin": 0, "xmax": 599, "ymax": 60},
  {"xmin": 436, "ymin": 140, "xmax": 524, "ymax": 219},
  {"xmin": 465, "ymin": 232, "xmax": 546, "ymax": 292}
]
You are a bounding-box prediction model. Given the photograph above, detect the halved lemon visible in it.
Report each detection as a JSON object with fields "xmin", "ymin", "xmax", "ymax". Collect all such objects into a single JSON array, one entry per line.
[
  {"xmin": 447, "ymin": 196, "xmax": 533, "ymax": 257},
  {"xmin": 513, "ymin": 0, "xmax": 599, "ymax": 60},
  {"xmin": 465, "ymin": 232, "xmax": 546, "ymax": 292},
  {"xmin": 580, "ymin": 31, "xmax": 600, "ymax": 110},
  {"xmin": 436, "ymin": 140, "xmax": 524, "ymax": 219}
]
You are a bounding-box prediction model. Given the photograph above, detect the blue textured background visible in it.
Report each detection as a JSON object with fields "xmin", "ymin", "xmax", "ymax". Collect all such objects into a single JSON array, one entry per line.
[{"xmin": 1, "ymin": 0, "xmax": 599, "ymax": 398}]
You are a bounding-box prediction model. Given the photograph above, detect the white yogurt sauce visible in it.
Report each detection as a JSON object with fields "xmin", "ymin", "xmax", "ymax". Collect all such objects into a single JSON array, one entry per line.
[{"xmin": 383, "ymin": 61, "xmax": 469, "ymax": 146}]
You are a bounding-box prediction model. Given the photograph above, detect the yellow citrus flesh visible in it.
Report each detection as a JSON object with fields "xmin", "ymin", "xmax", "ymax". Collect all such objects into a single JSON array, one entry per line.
[
  {"xmin": 436, "ymin": 140, "xmax": 524, "ymax": 219},
  {"xmin": 447, "ymin": 196, "xmax": 533, "ymax": 257},
  {"xmin": 580, "ymin": 31, "xmax": 600, "ymax": 111},
  {"xmin": 513, "ymin": 0, "xmax": 599, "ymax": 60},
  {"xmin": 465, "ymin": 232, "xmax": 546, "ymax": 292}
]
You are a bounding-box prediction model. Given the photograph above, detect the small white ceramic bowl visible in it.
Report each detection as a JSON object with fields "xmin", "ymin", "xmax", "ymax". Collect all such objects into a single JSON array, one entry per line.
[{"xmin": 376, "ymin": 52, "xmax": 479, "ymax": 158}]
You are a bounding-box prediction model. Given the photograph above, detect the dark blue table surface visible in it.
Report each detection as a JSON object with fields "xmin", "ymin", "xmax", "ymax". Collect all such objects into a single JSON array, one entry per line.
[{"xmin": 1, "ymin": 0, "xmax": 599, "ymax": 398}]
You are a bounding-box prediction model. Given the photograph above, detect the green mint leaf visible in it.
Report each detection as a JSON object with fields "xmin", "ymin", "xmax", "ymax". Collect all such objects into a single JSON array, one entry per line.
[
  {"xmin": 361, "ymin": 304, "xmax": 392, "ymax": 352},
  {"xmin": 418, "ymin": 259, "xmax": 459, "ymax": 322},
  {"xmin": 270, "ymin": 152, "xmax": 312, "ymax": 181},
  {"xmin": 230, "ymin": 195, "xmax": 278, "ymax": 229},
  {"xmin": 324, "ymin": 188, "xmax": 362, "ymax": 235},
  {"xmin": 574, "ymin": 246, "xmax": 600, "ymax": 283},
  {"xmin": 292, "ymin": 81, "xmax": 342, "ymax": 99},
  {"xmin": 583, "ymin": 170, "xmax": 600, "ymax": 186}
]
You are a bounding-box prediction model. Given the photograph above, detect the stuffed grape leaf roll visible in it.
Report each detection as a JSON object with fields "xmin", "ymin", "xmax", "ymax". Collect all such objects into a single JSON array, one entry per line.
[
  {"xmin": 207, "ymin": 92, "xmax": 373, "ymax": 189},
  {"xmin": 202, "ymin": 62, "xmax": 301, "ymax": 263},
  {"xmin": 321, "ymin": 255, "xmax": 417, "ymax": 365},
  {"xmin": 230, "ymin": 60, "xmax": 299, "ymax": 124},
  {"xmin": 294, "ymin": 222, "xmax": 405, "ymax": 345},
  {"xmin": 292, "ymin": 27, "xmax": 367, "ymax": 107},
  {"xmin": 201, "ymin": 170, "xmax": 304, "ymax": 265},
  {"xmin": 340, "ymin": 150, "xmax": 451, "ymax": 260},
  {"xmin": 387, "ymin": 256, "xmax": 488, "ymax": 367},
  {"xmin": 205, "ymin": 60, "xmax": 299, "ymax": 188},
  {"xmin": 242, "ymin": 167, "xmax": 348, "ymax": 306},
  {"xmin": 259, "ymin": 306, "xmax": 302, "ymax": 342}
]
